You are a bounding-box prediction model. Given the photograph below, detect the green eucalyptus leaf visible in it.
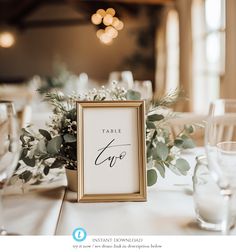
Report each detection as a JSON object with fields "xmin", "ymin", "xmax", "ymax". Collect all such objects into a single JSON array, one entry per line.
[
  {"xmin": 19, "ymin": 148, "xmax": 28, "ymax": 160},
  {"xmin": 126, "ymin": 90, "xmax": 141, "ymax": 100},
  {"xmin": 31, "ymin": 180, "xmax": 42, "ymax": 185},
  {"xmin": 175, "ymin": 158, "xmax": 191, "ymax": 175},
  {"xmin": 147, "ymin": 169, "xmax": 157, "ymax": 186},
  {"xmin": 154, "ymin": 162, "xmax": 165, "ymax": 178},
  {"xmin": 19, "ymin": 170, "xmax": 33, "ymax": 182},
  {"xmin": 152, "ymin": 130, "xmax": 157, "ymax": 140},
  {"xmin": 184, "ymin": 125, "xmax": 194, "ymax": 134},
  {"xmin": 63, "ymin": 134, "xmax": 76, "ymax": 143},
  {"xmin": 15, "ymin": 162, "xmax": 21, "ymax": 171},
  {"xmin": 147, "ymin": 144, "xmax": 153, "ymax": 159},
  {"xmin": 20, "ymin": 133, "xmax": 34, "ymax": 144},
  {"xmin": 181, "ymin": 135, "xmax": 195, "ymax": 149},
  {"xmin": 154, "ymin": 142, "xmax": 169, "ymax": 161},
  {"xmin": 146, "ymin": 121, "xmax": 156, "ymax": 129},
  {"xmin": 47, "ymin": 136, "xmax": 63, "ymax": 154},
  {"xmin": 21, "ymin": 128, "xmax": 35, "ymax": 140},
  {"xmin": 22, "ymin": 157, "xmax": 36, "ymax": 167},
  {"xmin": 50, "ymin": 159, "xmax": 65, "ymax": 168},
  {"xmin": 39, "ymin": 129, "xmax": 52, "ymax": 140},
  {"xmin": 147, "ymin": 114, "xmax": 164, "ymax": 122},
  {"xmin": 21, "ymin": 128, "xmax": 31, "ymax": 136},
  {"xmin": 28, "ymin": 145, "xmax": 38, "ymax": 159},
  {"xmin": 35, "ymin": 139, "xmax": 47, "ymax": 154},
  {"xmin": 38, "ymin": 154, "xmax": 51, "ymax": 161},
  {"xmin": 43, "ymin": 166, "xmax": 50, "ymax": 175},
  {"xmin": 168, "ymin": 164, "xmax": 182, "ymax": 176},
  {"xmin": 20, "ymin": 135, "xmax": 26, "ymax": 145},
  {"xmin": 174, "ymin": 138, "xmax": 184, "ymax": 147}
]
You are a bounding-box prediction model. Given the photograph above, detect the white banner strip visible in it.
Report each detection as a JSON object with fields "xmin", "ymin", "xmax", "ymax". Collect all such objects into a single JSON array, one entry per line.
[{"xmin": 0, "ymin": 235, "xmax": 235, "ymax": 252}]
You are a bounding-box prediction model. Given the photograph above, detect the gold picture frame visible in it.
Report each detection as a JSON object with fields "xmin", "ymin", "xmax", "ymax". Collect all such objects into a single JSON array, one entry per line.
[{"xmin": 76, "ymin": 101, "xmax": 147, "ymax": 203}]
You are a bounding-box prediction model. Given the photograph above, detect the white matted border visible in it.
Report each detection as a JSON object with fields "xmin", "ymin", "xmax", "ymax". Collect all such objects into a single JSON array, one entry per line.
[{"xmin": 76, "ymin": 101, "xmax": 147, "ymax": 203}]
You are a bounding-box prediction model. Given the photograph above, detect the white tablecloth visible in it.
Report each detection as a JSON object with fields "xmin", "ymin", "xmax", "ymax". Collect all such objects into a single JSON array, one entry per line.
[
  {"xmin": 3, "ymin": 188, "xmax": 65, "ymax": 235},
  {"xmin": 3, "ymin": 148, "xmax": 236, "ymax": 235}
]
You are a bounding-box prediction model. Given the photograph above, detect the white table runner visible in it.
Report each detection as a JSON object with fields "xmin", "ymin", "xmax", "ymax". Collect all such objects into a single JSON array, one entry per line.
[{"xmin": 3, "ymin": 147, "xmax": 236, "ymax": 235}]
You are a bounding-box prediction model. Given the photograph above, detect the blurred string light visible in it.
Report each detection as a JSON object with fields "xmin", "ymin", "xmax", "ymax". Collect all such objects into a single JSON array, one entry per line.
[
  {"xmin": 0, "ymin": 31, "xmax": 15, "ymax": 48},
  {"xmin": 91, "ymin": 8, "xmax": 124, "ymax": 45}
]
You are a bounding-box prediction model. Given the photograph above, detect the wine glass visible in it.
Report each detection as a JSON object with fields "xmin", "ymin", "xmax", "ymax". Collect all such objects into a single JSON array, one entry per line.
[
  {"xmin": 205, "ymin": 99, "xmax": 236, "ymax": 234},
  {"xmin": 133, "ymin": 80, "xmax": 153, "ymax": 109},
  {"xmin": 0, "ymin": 101, "xmax": 20, "ymax": 235},
  {"xmin": 108, "ymin": 71, "xmax": 134, "ymax": 89}
]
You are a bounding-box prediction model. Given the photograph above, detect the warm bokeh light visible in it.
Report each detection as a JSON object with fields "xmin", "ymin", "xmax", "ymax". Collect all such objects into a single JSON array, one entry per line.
[
  {"xmin": 91, "ymin": 8, "xmax": 124, "ymax": 45},
  {"xmin": 106, "ymin": 8, "xmax": 116, "ymax": 16},
  {"xmin": 103, "ymin": 14, "xmax": 113, "ymax": 26},
  {"xmin": 96, "ymin": 9, "xmax": 106, "ymax": 18},
  {"xmin": 100, "ymin": 33, "xmax": 113, "ymax": 44},
  {"xmin": 116, "ymin": 21, "xmax": 124, "ymax": 31},
  {"xmin": 0, "ymin": 32, "xmax": 15, "ymax": 48},
  {"xmin": 96, "ymin": 29, "xmax": 105, "ymax": 38},
  {"xmin": 112, "ymin": 17, "xmax": 120, "ymax": 28},
  {"xmin": 91, "ymin": 13, "xmax": 102, "ymax": 25},
  {"xmin": 105, "ymin": 26, "xmax": 118, "ymax": 38}
]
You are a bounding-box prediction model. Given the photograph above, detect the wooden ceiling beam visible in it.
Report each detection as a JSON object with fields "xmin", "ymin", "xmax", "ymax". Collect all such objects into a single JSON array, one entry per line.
[
  {"xmin": 18, "ymin": 18, "xmax": 88, "ymax": 30},
  {"xmin": 88, "ymin": 0, "xmax": 174, "ymax": 5}
]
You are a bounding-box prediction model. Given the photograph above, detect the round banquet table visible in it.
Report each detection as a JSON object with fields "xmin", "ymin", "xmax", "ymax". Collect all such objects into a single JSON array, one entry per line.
[{"xmin": 2, "ymin": 147, "xmax": 236, "ymax": 235}]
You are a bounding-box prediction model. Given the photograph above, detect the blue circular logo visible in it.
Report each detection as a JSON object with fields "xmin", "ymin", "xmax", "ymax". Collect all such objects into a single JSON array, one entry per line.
[{"xmin": 72, "ymin": 227, "xmax": 87, "ymax": 242}]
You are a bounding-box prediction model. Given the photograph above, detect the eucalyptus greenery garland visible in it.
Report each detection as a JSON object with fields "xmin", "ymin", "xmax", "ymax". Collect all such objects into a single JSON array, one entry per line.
[{"xmin": 16, "ymin": 84, "xmax": 195, "ymax": 186}]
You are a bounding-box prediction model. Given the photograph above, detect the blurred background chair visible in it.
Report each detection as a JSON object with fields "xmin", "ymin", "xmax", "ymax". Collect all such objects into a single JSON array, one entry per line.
[
  {"xmin": 16, "ymin": 105, "xmax": 32, "ymax": 128},
  {"xmin": 209, "ymin": 114, "xmax": 236, "ymax": 142},
  {"xmin": 0, "ymin": 85, "xmax": 33, "ymax": 128}
]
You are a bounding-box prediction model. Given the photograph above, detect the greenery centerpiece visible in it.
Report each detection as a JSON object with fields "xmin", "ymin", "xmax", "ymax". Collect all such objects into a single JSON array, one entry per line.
[{"xmin": 16, "ymin": 83, "xmax": 195, "ymax": 187}]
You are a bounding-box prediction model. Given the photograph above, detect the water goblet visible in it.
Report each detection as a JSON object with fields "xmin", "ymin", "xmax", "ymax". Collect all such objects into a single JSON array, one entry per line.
[{"xmin": 205, "ymin": 99, "xmax": 236, "ymax": 234}]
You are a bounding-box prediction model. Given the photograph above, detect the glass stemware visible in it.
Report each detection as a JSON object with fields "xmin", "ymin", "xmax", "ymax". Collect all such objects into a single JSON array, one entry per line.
[
  {"xmin": 205, "ymin": 99, "xmax": 236, "ymax": 234},
  {"xmin": 133, "ymin": 80, "xmax": 153, "ymax": 109},
  {"xmin": 108, "ymin": 71, "xmax": 134, "ymax": 89},
  {"xmin": 0, "ymin": 101, "xmax": 20, "ymax": 235}
]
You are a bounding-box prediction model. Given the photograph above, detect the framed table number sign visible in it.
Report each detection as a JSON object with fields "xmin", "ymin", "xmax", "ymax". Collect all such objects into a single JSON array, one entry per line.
[{"xmin": 76, "ymin": 101, "xmax": 147, "ymax": 202}]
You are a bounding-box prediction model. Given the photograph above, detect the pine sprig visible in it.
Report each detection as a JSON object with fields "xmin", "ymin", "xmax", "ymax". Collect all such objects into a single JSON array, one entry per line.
[{"xmin": 151, "ymin": 88, "xmax": 186, "ymax": 108}]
